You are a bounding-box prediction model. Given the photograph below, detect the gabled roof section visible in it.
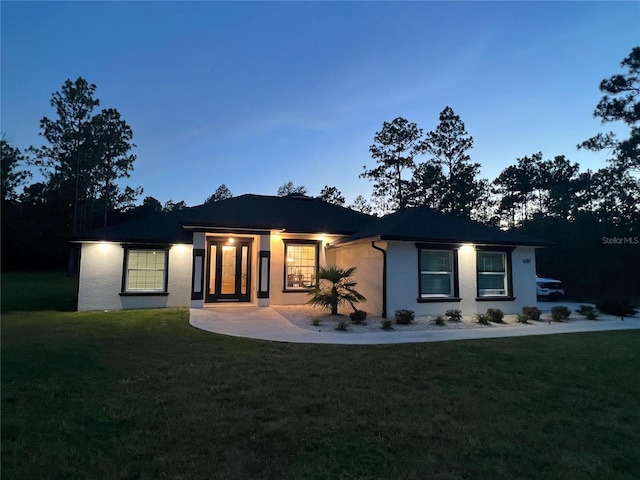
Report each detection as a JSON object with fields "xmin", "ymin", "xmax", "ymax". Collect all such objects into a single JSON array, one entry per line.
[
  {"xmin": 333, "ymin": 206, "xmax": 550, "ymax": 247},
  {"xmin": 73, "ymin": 194, "xmax": 375, "ymax": 244}
]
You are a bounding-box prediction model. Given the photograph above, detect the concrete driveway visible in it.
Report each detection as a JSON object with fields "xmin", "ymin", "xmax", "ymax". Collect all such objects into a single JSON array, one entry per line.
[{"xmin": 189, "ymin": 303, "xmax": 640, "ymax": 345}]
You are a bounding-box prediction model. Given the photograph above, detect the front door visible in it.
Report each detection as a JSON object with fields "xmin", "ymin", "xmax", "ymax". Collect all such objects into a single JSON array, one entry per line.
[{"xmin": 205, "ymin": 239, "xmax": 252, "ymax": 302}]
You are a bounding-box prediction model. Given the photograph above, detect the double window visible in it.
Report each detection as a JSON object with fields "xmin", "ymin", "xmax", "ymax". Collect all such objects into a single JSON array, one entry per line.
[
  {"xmin": 284, "ymin": 240, "xmax": 319, "ymax": 290},
  {"xmin": 122, "ymin": 247, "xmax": 169, "ymax": 294},
  {"xmin": 418, "ymin": 246, "xmax": 459, "ymax": 300},
  {"xmin": 476, "ymin": 249, "xmax": 512, "ymax": 298},
  {"xmin": 418, "ymin": 245, "xmax": 513, "ymax": 301}
]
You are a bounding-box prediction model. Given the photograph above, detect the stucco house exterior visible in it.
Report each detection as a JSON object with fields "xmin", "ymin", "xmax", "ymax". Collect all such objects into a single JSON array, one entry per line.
[{"xmin": 73, "ymin": 194, "xmax": 547, "ymax": 316}]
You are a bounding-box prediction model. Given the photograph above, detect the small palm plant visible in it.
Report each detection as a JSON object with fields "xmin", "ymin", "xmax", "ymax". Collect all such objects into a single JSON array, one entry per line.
[{"xmin": 306, "ymin": 265, "xmax": 366, "ymax": 315}]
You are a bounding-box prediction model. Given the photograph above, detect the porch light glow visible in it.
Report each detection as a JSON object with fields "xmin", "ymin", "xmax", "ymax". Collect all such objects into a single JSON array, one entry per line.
[
  {"xmin": 460, "ymin": 243, "xmax": 474, "ymax": 251},
  {"xmin": 228, "ymin": 237, "xmax": 235, "ymax": 244}
]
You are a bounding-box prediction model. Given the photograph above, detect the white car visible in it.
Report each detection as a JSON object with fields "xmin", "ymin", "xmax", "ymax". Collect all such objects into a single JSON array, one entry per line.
[{"xmin": 536, "ymin": 275, "xmax": 565, "ymax": 301}]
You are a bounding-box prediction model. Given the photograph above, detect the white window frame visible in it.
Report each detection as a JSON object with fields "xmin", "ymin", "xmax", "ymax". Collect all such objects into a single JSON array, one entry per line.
[{"xmin": 122, "ymin": 247, "xmax": 169, "ymax": 294}]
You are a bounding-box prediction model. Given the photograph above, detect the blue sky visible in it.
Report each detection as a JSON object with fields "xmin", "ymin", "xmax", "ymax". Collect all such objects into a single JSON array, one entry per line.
[{"xmin": 2, "ymin": 1, "xmax": 638, "ymax": 207}]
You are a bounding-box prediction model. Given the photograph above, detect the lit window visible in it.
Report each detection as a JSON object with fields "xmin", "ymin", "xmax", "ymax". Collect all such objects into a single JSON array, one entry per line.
[
  {"xmin": 284, "ymin": 241, "xmax": 318, "ymax": 290},
  {"xmin": 420, "ymin": 250, "xmax": 454, "ymax": 297},
  {"xmin": 477, "ymin": 251, "xmax": 509, "ymax": 297},
  {"xmin": 124, "ymin": 248, "xmax": 168, "ymax": 292}
]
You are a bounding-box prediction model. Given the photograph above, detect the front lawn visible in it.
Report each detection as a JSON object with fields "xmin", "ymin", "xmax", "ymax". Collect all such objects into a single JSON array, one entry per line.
[{"xmin": 2, "ymin": 274, "xmax": 640, "ymax": 479}]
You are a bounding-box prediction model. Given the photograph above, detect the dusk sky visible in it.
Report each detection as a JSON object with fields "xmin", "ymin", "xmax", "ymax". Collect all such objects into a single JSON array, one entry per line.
[{"xmin": 2, "ymin": 1, "xmax": 638, "ymax": 207}]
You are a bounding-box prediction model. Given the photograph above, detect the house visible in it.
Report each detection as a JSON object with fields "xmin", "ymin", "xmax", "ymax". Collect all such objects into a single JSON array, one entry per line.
[{"xmin": 73, "ymin": 194, "xmax": 548, "ymax": 316}]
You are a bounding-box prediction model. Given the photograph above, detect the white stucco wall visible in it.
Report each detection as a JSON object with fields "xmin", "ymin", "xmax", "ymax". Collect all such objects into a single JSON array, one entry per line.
[
  {"xmin": 329, "ymin": 241, "xmax": 538, "ymax": 317},
  {"xmin": 77, "ymin": 242, "xmax": 193, "ymax": 311},
  {"xmin": 383, "ymin": 242, "xmax": 538, "ymax": 316},
  {"xmin": 332, "ymin": 241, "xmax": 384, "ymax": 316},
  {"xmin": 269, "ymin": 232, "xmax": 341, "ymax": 306}
]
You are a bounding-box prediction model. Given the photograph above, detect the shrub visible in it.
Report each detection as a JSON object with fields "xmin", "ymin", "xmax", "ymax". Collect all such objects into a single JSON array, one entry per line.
[
  {"xmin": 335, "ymin": 318, "xmax": 349, "ymax": 331},
  {"xmin": 476, "ymin": 313, "xmax": 489, "ymax": 325},
  {"xmin": 486, "ymin": 308, "xmax": 504, "ymax": 323},
  {"xmin": 551, "ymin": 306, "xmax": 571, "ymax": 321},
  {"xmin": 576, "ymin": 305, "xmax": 599, "ymax": 320},
  {"xmin": 349, "ymin": 309, "xmax": 367, "ymax": 324},
  {"xmin": 596, "ymin": 298, "xmax": 637, "ymax": 317},
  {"xmin": 445, "ymin": 309, "xmax": 462, "ymax": 322},
  {"xmin": 522, "ymin": 306, "xmax": 541, "ymax": 321},
  {"xmin": 311, "ymin": 317, "xmax": 322, "ymax": 326},
  {"xmin": 516, "ymin": 313, "xmax": 529, "ymax": 324},
  {"xmin": 380, "ymin": 318, "xmax": 393, "ymax": 330},
  {"xmin": 307, "ymin": 265, "xmax": 366, "ymax": 315},
  {"xmin": 394, "ymin": 309, "xmax": 415, "ymax": 325},
  {"xmin": 433, "ymin": 315, "xmax": 445, "ymax": 326}
]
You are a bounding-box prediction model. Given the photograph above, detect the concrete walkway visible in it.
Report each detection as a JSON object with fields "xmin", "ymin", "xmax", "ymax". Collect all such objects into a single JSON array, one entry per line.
[{"xmin": 189, "ymin": 306, "xmax": 640, "ymax": 345}]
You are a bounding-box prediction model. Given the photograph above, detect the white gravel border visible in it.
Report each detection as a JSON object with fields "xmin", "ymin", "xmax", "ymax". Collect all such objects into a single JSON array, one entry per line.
[{"xmin": 270, "ymin": 305, "xmax": 606, "ymax": 334}]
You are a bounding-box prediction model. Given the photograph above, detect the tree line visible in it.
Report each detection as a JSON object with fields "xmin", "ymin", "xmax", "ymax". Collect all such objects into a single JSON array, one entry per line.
[{"xmin": 2, "ymin": 48, "xmax": 638, "ymax": 299}]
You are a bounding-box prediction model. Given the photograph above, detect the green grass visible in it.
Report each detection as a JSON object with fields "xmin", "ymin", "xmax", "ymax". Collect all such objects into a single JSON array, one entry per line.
[
  {"xmin": 2, "ymin": 274, "xmax": 640, "ymax": 479},
  {"xmin": 1, "ymin": 271, "xmax": 78, "ymax": 312}
]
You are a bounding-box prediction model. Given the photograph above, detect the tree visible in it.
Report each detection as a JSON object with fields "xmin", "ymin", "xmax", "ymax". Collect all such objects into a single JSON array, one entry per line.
[
  {"xmin": 538, "ymin": 155, "xmax": 582, "ymax": 220},
  {"xmin": 349, "ymin": 195, "xmax": 373, "ymax": 215},
  {"xmin": 33, "ymin": 77, "xmax": 100, "ymax": 235},
  {"xmin": 306, "ymin": 265, "xmax": 366, "ymax": 315},
  {"xmin": 361, "ymin": 117, "xmax": 424, "ymax": 211},
  {"xmin": 163, "ymin": 199, "xmax": 187, "ymax": 212},
  {"xmin": 31, "ymin": 77, "xmax": 140, "ymax": 234},
  {"xmin": 1, "ymin": 139, "xmax": 31, "ymax": 202},
  {"xmin": 140, "ymin": 196, "xmax": 163, "ymax": 213},
  {"xmin": 204, "ymin": 184, "xmax": 233, "ymax": 204},
  {"xmin": 277, "ymin": 181, "xmax": 307, "ymax": 196},
  {"xmin": 90, "ymin": 108, "xmax": 137, "ymax": 226},
  {"xmin": 491, "ymin": 153, "xmax": 542, "ymax": 227},
  {"xmin": 411, "ymin": 161, "xmax": 443, "ymax": 210},
  {"xmin": 579, "ymin": 46, "xmax": 639, "ymax": 172},
  {"xmin": 318, "ymin": 185, "xmax": 345, "ymax": 206},
  {"xmin": 416, "ymin": 107, "xmax": 483, "ymax": 218},
  {"xmin": 591, "ymin": 165, "xmax": 640, "ymax": 224}
]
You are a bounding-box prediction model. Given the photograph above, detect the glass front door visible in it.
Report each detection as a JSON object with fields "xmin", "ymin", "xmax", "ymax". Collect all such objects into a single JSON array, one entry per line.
[{"xmin": 205, "ymin": 239, "xmax": 251, "ymax": 302}]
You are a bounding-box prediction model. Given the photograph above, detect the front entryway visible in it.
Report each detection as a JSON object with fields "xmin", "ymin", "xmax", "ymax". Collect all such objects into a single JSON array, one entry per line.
[{"xmin": 205, "ymin": 239, "xmax": 252, "ymax": 302}]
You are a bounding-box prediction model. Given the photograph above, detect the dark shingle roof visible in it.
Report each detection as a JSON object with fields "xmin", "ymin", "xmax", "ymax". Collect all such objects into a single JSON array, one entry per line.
[
  {"xmin": 74, "ymin": 194, "xmax": 374, "ymax": 243},
  {"xmin": 74, "ymin": 195, "xmax": 547, "ymax": 247},
  {"xmin": 334, "ymin": 206, "xmax": 549, "ymax": 247}
]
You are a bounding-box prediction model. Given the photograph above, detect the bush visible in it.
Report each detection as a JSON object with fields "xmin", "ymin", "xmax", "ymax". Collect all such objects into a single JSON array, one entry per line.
[
  {"xmin": 433, "ymin": 315, "xmax": 445, "ymax": 326},
  {"xmin": 349, "ymin": 309, "xmax": 367, "ymax": 324},
  {"xmin": 522, "ymin": 306, "xmax": 541, "ymax": 321},
  {"xmin": 486, "ymin": 308, "xmax": 504, "ymax": 323},
  {"xmin": 576, "ymin": 305, "xmax": 599, "ymax": 320},
  {"xmin": 596, "ymin": 298, "xmax": 637, "ymax": 317},
  {"xmin": 394, "ymin": 309, "xmax": 415, "ymax": 325},
  {"xmin": 335, "ymin": 318, "xmax": 349, "ymax": 331},
  {"xmin": 380, "ymin": 318, "xmax": 393, "ymax": 330},
  {"xmin": 551, "ymin": 306, "xmax": 571, "ymax": 321},
  {"xmin": 445, "ymin": 309, "xmax": 462, "ymax": 321},
  {"xmin": 311, "ymin": 317, "xmax": 322, "ymax": 326},
  {"xmin": 516, "ymin": 313, "xmax": 529, "ymax": 324},
  {"xmin": 476, "ymin": 313, "xmax": 489, "ymax": 325},
  {"xmin": 307, "ymin": 265, "xmax": 366, "ymax": 315}
]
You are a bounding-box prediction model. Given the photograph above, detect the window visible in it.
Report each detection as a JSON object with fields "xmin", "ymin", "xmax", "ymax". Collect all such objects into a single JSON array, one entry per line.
[
  {"xmin": 123, "ymin": 248, "xmax": 168, "ymax": 293},
  {"xmin": 284, "ymin": 241, "xmax": 319, "ymax": 290},
  {"xmin": 420, "ymin": 250, "xmax": 454, "ymax": 297},
  {"xmin": 477, "ymin": 250, "xmax": 512, "ymax": 297}
]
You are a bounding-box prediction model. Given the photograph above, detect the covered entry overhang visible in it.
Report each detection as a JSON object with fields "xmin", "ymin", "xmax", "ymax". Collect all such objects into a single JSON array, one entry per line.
[{"xmin": 184, "ymin": 226, "xmax": 273, "ymax": 308}]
